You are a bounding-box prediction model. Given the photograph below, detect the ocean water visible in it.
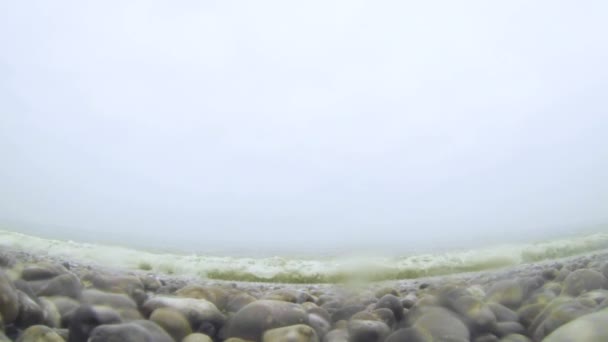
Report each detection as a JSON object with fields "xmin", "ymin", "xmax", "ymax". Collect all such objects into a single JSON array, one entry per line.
[{"xmin": 2, "ymin": 229, "xmax": 608, "ymax": 284}]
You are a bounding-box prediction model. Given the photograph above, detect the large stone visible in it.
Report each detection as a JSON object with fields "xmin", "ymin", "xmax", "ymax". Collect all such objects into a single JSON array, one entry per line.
[
  {"xmin": 0, "ymin": 252, "xmax": 16, "ymax": 268},
  {"xmin": 347, "ymin": 319, "xmax": 390, "ymax": 342},
  {"xmin": 532, "ymin": 298, "xmax": 594, "ymax": 341},
  {"xmin": 15, "ymin": 290, "xmax": 44, "ymax": 328},
  {"xmin": 88, "ymin": 320, "xmax": 173, "ymax": 342},
  {"xmin": 35, "ymin": 273, "xmax": 82, "ymax": 299},
  {"xmin": 67, "ymin": 305, "xmax": 122, "ymax": 342},
  {"xmin": 373, "ymin": 308, "xmax": 396, "ymax": 328},
  {"xmin": 149, "ymin": 307, "xmax": 192, "ymax": 342},
  {"xmin": 307, "ymin": 313, "xmax": 331, "ymax": 339},
  {"xmin": 43, "ymin": 296, "xmax": 80, "ymax": 326},
  {"xmin": 142, "ymin": 296, "xmax": 225, "ymax": 334},
  {"xmin": 516, "ymin": 303, "xmax": 545, "ymax": 328},
  {"xmin": 488, "ymin": 303, "xmax": 518, "ymax": 322},
  {"xmin": 562, "ymin": 269, "xmax": 608, "ymax": 297},
  {"xmin": 176, "ymin": 285, "xmax": 233, "ymax": 310},
  {"xmin": 0, "ymin": 269, "xmax": 19, "ymax": 324},
  {"xmin": 139, "ymin": 275, "xmax": 162, "ymax": 292},
  {"xmin": 450, "ymin": 295, "xmax": 497, "ymax": 334},
  {"xmin": 376, "ymin": 294, "xmax": 404, "ymax": 321},
  {"xmin": 21, "ymin": 263, "xmax": 68, "ymax": 281},
  {"xmin": 16, "ymin": 325, "xmax": 64, "ymax": 342},
  {"xmin": 38, "ymin": 297, "xmax": 61, "ymax": 328},
  {"xmin": 413, "ymin": 306, "xmax": 470, "ymax": 342},
  {"xmin": 226, "ymin": 292, "xmax": 258, "ymax": 313},
  {"xmin": 263, "ymin": 324, "xmax": 319, "ymax": 342},
  {"xmin": 301, "ymin": 302, "xmax": 331, "ymax": 323},
  {"xmin": 81, "ymin": 272, "xmax": 143, "ymax": 295},
  {"xmin": 543, "ymin": 309, "xmax": 608, "ymax": 341},
  {"xmin": 221, "ymin": 300, "xmax": 308, "ymax": 341},
  {"xmin": 80, "ymin": 289, "xmax": 141, "ymax": 321},
  {"xmin": 322, "ymin": 329, "xmax": 349, "ymax": 342},
  {"xmin": 485, "ymin": 280, "xmax": 525, "ymax": 309},
  {"xmin": 331, "ymin": 305, "xmax": 366, "ymax": 323},
  {"xmin": 262, "ymin": 289, "xmax": 314, "ymax": 304},
  {"xmin": 81, "ymin": 289, "xmax": 137, "ymax": 309}
]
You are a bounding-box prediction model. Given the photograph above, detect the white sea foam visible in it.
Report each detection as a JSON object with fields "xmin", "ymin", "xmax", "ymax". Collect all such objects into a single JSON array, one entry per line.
[{"xmin": 2, "ymin": 229, "xmax": 607, "ymax": 283}]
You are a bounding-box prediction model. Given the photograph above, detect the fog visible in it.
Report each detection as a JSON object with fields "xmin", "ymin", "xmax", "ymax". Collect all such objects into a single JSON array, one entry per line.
[{"xmin": 1, "ymin": 1, "xmax": 607, "ymax": 255}]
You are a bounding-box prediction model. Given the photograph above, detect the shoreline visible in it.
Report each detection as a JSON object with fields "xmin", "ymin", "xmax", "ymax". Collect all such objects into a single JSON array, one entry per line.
[{"xmin": 2, "ymin": 238, "xmax": 608, "ymax": 341}]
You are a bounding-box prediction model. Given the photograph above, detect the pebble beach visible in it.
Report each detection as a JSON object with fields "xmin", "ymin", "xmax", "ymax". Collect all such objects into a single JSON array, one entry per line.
[{"xmin": 2, "ymin": 241, "xmax": 608, "ymax": 341}]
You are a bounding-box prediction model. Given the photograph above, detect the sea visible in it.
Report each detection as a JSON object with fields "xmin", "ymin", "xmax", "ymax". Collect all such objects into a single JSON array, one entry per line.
[{"xmin": 2, "ymin": 225, "xmax": 608, "ymax": 284}]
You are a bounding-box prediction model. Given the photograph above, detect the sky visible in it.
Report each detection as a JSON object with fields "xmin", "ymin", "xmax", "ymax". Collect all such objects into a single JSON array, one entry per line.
[{"xmin": 1, "ymin": 1, "xmax": 607, "ymax": 255}]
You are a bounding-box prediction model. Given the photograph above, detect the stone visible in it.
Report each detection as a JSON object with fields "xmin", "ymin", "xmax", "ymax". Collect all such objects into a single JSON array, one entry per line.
[
  {"xmin": 413, "ymin": 306, "xmax": 470, "ymax": 342},
  {"xmin": 21, "ymin": 263, "xmax": 68, "ymax": 281},
  {"xmin": 220, "ymin": 300, "xmax": 308, "ymax": 341},
  {"xmin": 301, "ymin": 302, "xmax": 331, "ymax": 323},
  {"xmin": 67, "ymin": 305, "xmax": 122, "ymax": 342},
  {"xmin": 149, "ymin": 307, "xmax": 192, "ymax": 342},
  {"xmin": 176, "ymin": 285, "xmax": 232, "ymax": 310},
  {"xmin": 38, "ymin": 297, "xmax": 61, "ymax": 328},
  {"xmin": 35, "ymin": 273, "xmax": 82, "ymax": 299},
  {"xmin": 373, "ymin": 308, "xmax": 396, "ymax": 328},
  {"xmin": 401, "ymin": 297, "xmax": 416, "ymax": 309},
  {"xmin": 88, "ymin": 320, "xmax": 173, "ymax": 342},
  {"xmin": 331, "ymin": 305, "xmax": 366, "ymax": 323},
  {"xmin": 485, "ymin": 280, "xmax": 525, "ymax": 309},
  {"xmin": 376, "ymin": 294, "xmax": 404, "ymax": 321},
  {"xmin": 263, "ymin": 324, "xmax": 319, "ymax": 342},
  {"xmin": 182, "ymin": 333, "xmax": 214, "ymax": 342},
  {"xmin": 0, "ymin": 269, "xmax": 19, "ymax": 324},
  {"xmin": 322, "ymin": 329, "xmax": 349, "ymax": 342},
  {"xmin": 499, "ymin": 334, "xmax": 531, "ymax": 342},
  {"xmin": 517, "ymin": 303, "xmax": 545, "ymax": 328},
  {"xmin": 307, "ymin": 313, "xmax": 331, "ymax": 339},
  {"xmin": 15, "ymin": 290, "xmax": 44, "ymax": 328},
  {"xmin": 450, "ymin": 295, "xmax": 497, "ymax": 334},
  {"xmin": 139, "ymin": 275, "xmax": 162, "ymax": 292},
  {"xmin": 43, "ymin": 296, "xmax": 80, "ymax": 326},
  {"xmin": 80, "ymin": 289, "xmax": 141, "ymax": 321},
  {"xmin": 16, "ymin": 325, "xmax": 64, "ymax": 342},
  {"xmin": 263, "ymin": 289, "xmax": 314, "ymax": 304},
  {"xmin": 474, "ymin": 334, "xmax": 499, "ymax": 342},
  {"xmin": 562, "ymin": 269, "xmax": 608, "ymax": 297},
  {"xmin": 0, "ymin": 252, "xmax": 16, "ymax": 268},
  {"xmin": 532, "ymin": 298, "xmax": 594, "ymax": 341},
  {"xmin": 542, "ymin": 268, "xmax": 558, "ymax": 280},
  {"xmin": 226, "ymin": 292, "xmax": 257, "ymax": 313},
  {"xmin": 142, "ymin": 296, "xmax": 225, "ymax": 334},
  {"xmin": 543, "ymin": 309, "xmax": 608, "ymax": 341},
  {"xmin": 81, "ymin": 289, "xmax": 136, "ymax": 309},
  {"xmin": 385, "ymin": 327, "xmax": 428, "ymax": 342},
  {"xmin": 375, "ymin": 287, "xmax": 399, "ymax": 298},
  {"xmin": 81, "ymin": 272, "xmax": 143, "ymax": 295},
  {"xmin": 347, "ymin": 319, "xmax": 390, "ymax": 342},
  {"xmin": 495, "ymin": 321, "xmax": 525, "ymax": 337},
  {"xmin": 488, "ymin": 303, "xmax": 518, "ymax": 322}
]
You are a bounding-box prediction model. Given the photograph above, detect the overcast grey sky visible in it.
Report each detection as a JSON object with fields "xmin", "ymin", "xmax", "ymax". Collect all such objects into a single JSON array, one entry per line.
[{"xmin": 1, "ymin": 1, "xmax": 607, "ymax": 254}]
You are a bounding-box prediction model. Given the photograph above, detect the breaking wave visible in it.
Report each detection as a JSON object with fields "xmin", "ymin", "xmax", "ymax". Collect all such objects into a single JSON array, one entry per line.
[{"xmin": 2, "ymin": 229, "xmax": 608, "ymax": 283}]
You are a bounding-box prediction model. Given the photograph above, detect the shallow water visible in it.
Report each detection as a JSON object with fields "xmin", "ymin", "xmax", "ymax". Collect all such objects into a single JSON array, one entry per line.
[{"xmin": 2, "ymin": 229, "xmax": 608, "ymax": 284}]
